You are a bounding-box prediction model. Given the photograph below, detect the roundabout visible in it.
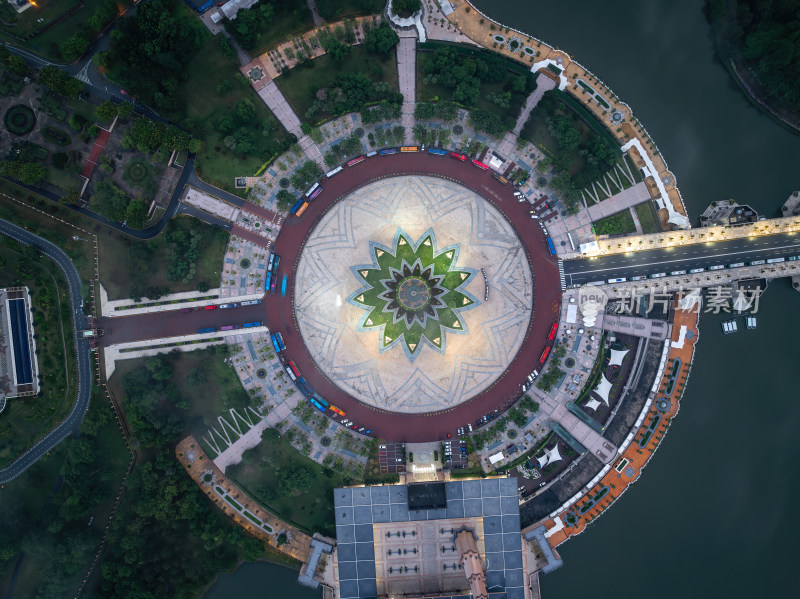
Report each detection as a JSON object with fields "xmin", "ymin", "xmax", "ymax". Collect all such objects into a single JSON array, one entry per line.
[{"xmin": 265, "ymin": 154, "xmax": 562, "ymax": 441}]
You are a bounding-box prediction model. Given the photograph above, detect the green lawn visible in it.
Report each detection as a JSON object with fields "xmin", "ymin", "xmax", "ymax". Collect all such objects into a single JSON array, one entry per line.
[
  {"xmin": 275, "ymin": 45, "xmax": 398, "ymax": 125},
  {"xmin": 246, "ymin": 4, "xmax": 315, "ymax": 56},
  {"xmin": 227, "ymin": 428, "xmax": 349, "ymax": 537},
  {"xmin": 634, "ymin": 201, "xmax": 661, "ymax": 234},
  {"xmin": 107, "ymin": 347, "xmax": 251, "ymax": 441},
  {"xmin": 0, "ymin": 243, "xmax": 77, "ymax": 468},
  {"xmin": 593, "ymin": 209, "xmax": 637, "ymax": 236}
]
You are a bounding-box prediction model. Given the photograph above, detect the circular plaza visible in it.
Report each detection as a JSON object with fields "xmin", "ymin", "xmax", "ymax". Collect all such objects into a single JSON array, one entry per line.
[{"xmin": 294, "ymin": 175, "xmax": 533, "ymax": 414}]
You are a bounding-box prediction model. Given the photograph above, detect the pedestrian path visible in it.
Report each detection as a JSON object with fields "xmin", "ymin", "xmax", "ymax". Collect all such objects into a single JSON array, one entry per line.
[
  {"xmin": 396, "ymin": 32, "xmax": 418, "ymax": 131},
  {"xmin": 80, "ymin": 128, "xmax": 110, "ymax": 178},
  {"xmin": 497, "ymin": 72, "xmax": 556, "ymax": 157}
]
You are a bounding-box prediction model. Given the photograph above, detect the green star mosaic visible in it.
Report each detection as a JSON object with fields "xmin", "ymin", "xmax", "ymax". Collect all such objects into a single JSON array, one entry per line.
[{"xmin": 348, "ymin": 229, "xmax": 478, "ymax": 359}]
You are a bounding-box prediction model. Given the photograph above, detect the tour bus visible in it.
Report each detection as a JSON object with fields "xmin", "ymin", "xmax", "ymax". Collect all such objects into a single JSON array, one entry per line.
[
  {"xmin": 728, "ymin": 262, "xmax": 745, "ymax": 268},
  {"xmin": 310, "ymin": 397, "xmax": 326, "ymax": 412},
  {"xmin": 288, "ymin": 360, "xmax": 301, "ymax": 377},
  {"xmin": 296, "ymin": 378, "xmax": 313, "ymax": 397},
  {"xmin": 271, "ymin": 334, "xmax": 282, "ymax": 354},
  {"xmin": 449, "ymin": 152, "xmax": 468, "ymax": 161},
  {"xmin": 220, "ymin": 325, "xmax": 235, "ymax": 331},
  {"xmin": 649, "ymin": 272, "xmax": 667, "ymax": 278},
  {"xmin": 295, "ymin": 202, "xmax": 309, "ymax": 217},
  {"xmin": 243, "ymin": 321, "xmax": 261, "ymax": 328},
  {"xmin": 669, "ymin": 270, "xmax": 687, "ymax": 276},
  {"xmin": 304, "ymin": 182, "xmax": 319, "ymax": 199},
  {"xmin": 539, "ymin": 346, "xmax": 551, "ymax": 364},
  {"xmin": 400, "ymin": 146, "xmax": 419, "ymax": 152},
  {"xmin": 708, "ymin": 264, "xmax": 725, "ymax": 271},
  {"xmin": 749, "ymin": 260, "xmax": 765, "ymax": 266},
  {"xmin": 240, "ymin": 299, "xmax": 260, "ymax": 306},
  {"xmin": 197, "ymin": 327, "xmax": 216, "ymax": 334},
  {"xmin": 546, "ymin": 238, "xmax": 556, "ymax": 256},
  {"xmin": 471, "ymin": 159, "xmax": 489, "ymax": 170},
  {"xmin": 276, "ymin": 332, "xmax": 286, "ymax": 351},
  {"xmin": 547, "ymin": 322, "xmax": 559, "ymax": 341},
  {"xmin": 219, "ymin": 303, "xmax": 238, "ymax": 309},
  {"xmin": 427, "ymin": 148, "xmax": 447, "ymax": 156},
  {"xmin": 265, "ymin": 271, "xmax": 272, "ymax": 292},
  {"xmin": 326, "ymin": 166, "xmax": 343, "ymax": 178},
  {"xmin": 284, "ymin": 365, "xmax": 297, "ymax": 382},
  {"xmin": 379, "ymin": 147, "xmax": 399, "ymax": 155},
  {"xmin": 313, "ymin": 394, "xmax": 329, "ymax": 409},
  {"xmin": 366, "ymin": 151, "xmax": 377, "ymax": 157},
  {"xmin": 689, "ymin": 268, "xmax": 705, "ymax": 273},
  {"xmin": 630, "ymin": 275, "xmax": 647, "ymax": 281},
  {"xmin": 607, "ymin": 277, "xmax": 626, "ymax": 283},
  {"xmin": 347, "ymin": 155, "xmax": 366, "ymax": 167},
  {"xmin": 329, "ymin": 404, "xmax": 346, "ymax": 417},
  {"xmin": 766, "ymin": 257, "xmax": 786, "ymax": 264},
  {"xmin": 289, "ymin": 198, "xmax": 304, "ymax": 215},
  {"xmin": 267, "ymin": 252, "xmax": 275, "ymax": 273}
]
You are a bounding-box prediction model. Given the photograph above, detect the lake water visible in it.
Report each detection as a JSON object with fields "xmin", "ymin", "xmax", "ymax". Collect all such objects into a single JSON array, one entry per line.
[
  {"xmin": 203, "ymin": 2, "xmax": 800, "ymax": 597},
  {"xmin": 473, "ymin": 0, "xmax": 800, "ymax": 596}
]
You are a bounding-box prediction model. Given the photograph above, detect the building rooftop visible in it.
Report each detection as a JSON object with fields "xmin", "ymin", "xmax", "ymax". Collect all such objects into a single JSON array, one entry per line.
[{"xmin": 333, "ymin": 478, "xmax": 525, "ymax": 599}]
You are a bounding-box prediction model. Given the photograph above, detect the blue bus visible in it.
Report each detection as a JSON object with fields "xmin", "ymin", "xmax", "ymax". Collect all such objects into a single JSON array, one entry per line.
[
  {"xmin": 281, "ymin": 274, "xmax": 287, "ymax": 296},
  {"xmin": 243, "ymin": 321, "xmax": 261, "ymax": 328},
  {"xmin": 427, "ymin": 148, "xmax": 447, "ymax": 156},
  {"xmin": 276, "ymin": 332, "xmax": 286, "ymax": 351},
  {"xmin": 312, "ymin": 394, "xmax": 329, "ymax": 408},
  {"xmin": 289, "ymin": 198, "xmax": 304, "ymax": 215},
  {"xmin": 546, "ymin": 238, "xmax": 556, "ymax": 256},
  {"xmin": 296, "ymin": 378, "xmax": 313, "ymax": 397},
  {"xmin": 379, "ymin": 147, "xmax": 399, "ymax": 155},
  {"xmin": 310, "ymin": 398, "xmax": 326, "ymax": 412},
  {"xmin": 270, "ymin": 335, "xmax": 281, "ymax": 354},
  {"xmin": 265, "ymin": 271, "xmax": 272, "ymax": 292},
  {"xmin": 197, "ymin": 327, "xmax": 216, "ymax": 334}
]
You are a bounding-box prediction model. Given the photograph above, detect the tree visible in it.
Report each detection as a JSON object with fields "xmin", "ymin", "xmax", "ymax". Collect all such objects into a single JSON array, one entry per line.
[
  {"xmin": 414, "ymin": 102, "xmax": 436, "ymax": 120},
  {"xmin": 117, "ymin": 102, "xmax": 134, "ymax": 119},
  {"xmin": 125, "ymin": 198, "xmax": 148, "ymax": 229},
  {"xmin": 323, "ymin": 36, "xmax": 350, "ymax": 62},
  {"xmin": 0, "ymin": 161, "xmax": 47, "ymax": 186},
  {"xmin": 276, "ymin": 190, "xmax": 296, "ymax": 211},
  {"xmin": 364, "ymin": 21, "xmax": 399, "ymax": 57},
  {"xmin": 392, "ymin": 0, "xmax": 421, "ymax": 15},
  {"xmin": 61, "ymin": 188, "xmax": 80, "ymax": 205},
  {"xmin": 290, "ymin": 161, "xmax": 323, "ymax": 191},
  {"xmin": 96, "ymin": 100, "xmax": 119, "ymax": 122},
  {"xmin": 60, "ymin": 33, "xmax": 89, "ymax": 61}
]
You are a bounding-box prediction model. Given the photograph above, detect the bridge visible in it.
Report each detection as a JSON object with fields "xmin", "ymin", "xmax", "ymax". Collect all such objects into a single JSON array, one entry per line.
[{"xmin": 561, "ymin": 217, "xmax": 800, "ymax": 294}]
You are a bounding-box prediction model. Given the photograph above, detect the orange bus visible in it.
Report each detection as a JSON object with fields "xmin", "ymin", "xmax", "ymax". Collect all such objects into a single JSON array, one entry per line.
[
  {"xmin": 295, "ymin": 201, "xmax": 309, "ymax": 217},
  {"xmin": 400, "ymin": 146, "xmax": 419, "ymax": 152}
]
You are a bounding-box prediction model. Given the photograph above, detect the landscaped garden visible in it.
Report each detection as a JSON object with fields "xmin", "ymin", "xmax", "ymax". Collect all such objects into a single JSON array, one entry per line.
[
  {"xmin": 593, "ymin": 209, "xmax": 637, "ymax": 236},
  {"xmin": 226, "ymin": 427, "xmax": 351, "ymax": 537},
  {"xmin": 4, "ymin": 104, "xmax": 35, "ymax": 135}
]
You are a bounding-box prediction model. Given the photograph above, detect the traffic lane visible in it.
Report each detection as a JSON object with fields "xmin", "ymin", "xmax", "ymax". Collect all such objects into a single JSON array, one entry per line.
[
  {"xmin": 266, "ymin": 154, "xmax": 561, "ymax": 442},
  {"xmin": 97, "ymin": 303, "xmax": 267, "ymax": 345},
  {"xmin": 177, "ymin": 203, "xmax": 234, "ymax": 230},
  {"xmin": 563, "ymin": 234, "xmax": 800, "ymax": 284}
]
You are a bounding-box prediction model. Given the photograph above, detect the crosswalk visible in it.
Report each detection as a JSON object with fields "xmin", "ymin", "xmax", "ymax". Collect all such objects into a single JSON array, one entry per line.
[{"xmin": 558, "ymin": 260, "xmax": 566, "ymax": 290}]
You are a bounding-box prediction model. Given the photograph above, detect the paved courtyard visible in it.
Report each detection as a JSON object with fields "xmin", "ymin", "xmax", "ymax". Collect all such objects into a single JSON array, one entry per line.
[{"xmin": 294, "ymin": 176, "xmax": 533, "ymax": 413}]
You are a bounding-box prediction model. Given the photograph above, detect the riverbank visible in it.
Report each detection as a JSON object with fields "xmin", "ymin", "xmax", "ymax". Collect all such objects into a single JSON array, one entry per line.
[{"xmin": 707, "ymin": 2, "xmax": 800, "ymax": 136}]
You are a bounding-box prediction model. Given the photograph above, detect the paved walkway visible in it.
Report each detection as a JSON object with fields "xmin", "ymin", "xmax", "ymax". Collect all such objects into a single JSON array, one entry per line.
[
  {"xmin": 396, "ymin": 33, "xmax": 417, "ymax": 131},
  {"xmin": 305, "ymin": 0, "xmax": 322, "ymax": 26},
  {"xmin": 497, "ymin": 72, "xmax": 557, "ymax": 157},
  {"xmin": 258, "ymin": 82, "xmax": 303, "ymax": 138},
  {"xmin": 213, "ymin": 418, "xmax": 271, "ymax": 473},
  {"xmin": 80, "ymin": 128, "xmax": 110, "ymax": 178}
]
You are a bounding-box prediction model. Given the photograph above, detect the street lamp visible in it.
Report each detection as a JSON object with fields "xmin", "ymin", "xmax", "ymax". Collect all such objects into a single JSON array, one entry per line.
[{"xmin": 72, "ymin": 235, "xmax": 87, "ymax": 242}]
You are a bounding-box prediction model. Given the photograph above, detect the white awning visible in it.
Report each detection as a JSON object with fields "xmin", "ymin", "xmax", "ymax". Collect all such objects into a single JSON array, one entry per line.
[
  {"xmin": 584, "ymin": 398, "xmax": 602, "ymax": 411},
  {"xmin": 544, "ymin": 445, "xmax": 562, "ymax": 464},
  {"xmin": 593, "ymin": 375, "xmax": 613, "ymax": 404},
  {"xmin": 608, "ymin": 348, "xmax": 629, "ymax": 366},
  {"xmin": 489, "ymin": 452, "xmax": 505, "ymax": 465}
]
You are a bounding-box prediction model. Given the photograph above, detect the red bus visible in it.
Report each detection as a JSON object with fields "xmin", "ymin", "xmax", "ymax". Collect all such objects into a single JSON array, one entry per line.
[
  {"xmin": 547, "ymin": 322, "xmax": 559, "ymax": 341},
  {"xmin": 347, "ymin": 155, "xmax": 366, "ymax": 167},
  {"xmin": 449, "ymin": 152, "xmax": 468, "ymax": 161},
  {"xmin": 330, "ymin": 404, "xmax": 345, "ymax": 417},
  {"xmin": 539, "ymin": 346, "xmax": 551, "ymax": 364},
  {"xmin": 288, "ymin": 360, "xmax": 301, "ymax": 377},
  {"xmin": 472, "ymin": 159, "xmax": 489, "ymax": 170}
]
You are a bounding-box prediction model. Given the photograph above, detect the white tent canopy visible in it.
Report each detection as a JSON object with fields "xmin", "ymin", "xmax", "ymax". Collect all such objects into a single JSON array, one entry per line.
[
  {"xmin": 584, "ymin": 398, "xmax": 602, "ymax": 411},
  {"xmin": 593, "ymin": 375, "xmax": 613, "ymax": 404},
  {"xmin": 608, "ymin": 348, "xmax": 629, "ymax": 367},
  {"xmin": 544, "ymin": 445, "xmax": 562, "ymax": 465}
]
